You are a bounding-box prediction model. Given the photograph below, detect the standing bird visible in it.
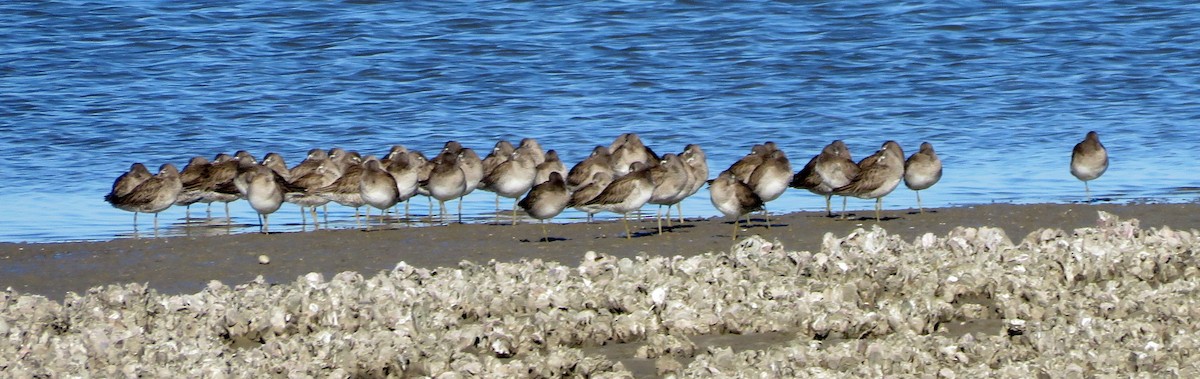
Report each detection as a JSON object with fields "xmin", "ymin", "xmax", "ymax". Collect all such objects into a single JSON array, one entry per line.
[
  {"xmin": 286, "ymin": 161, "xmax": 338, "ymax": 229},
  {"xmin": 234, "ymin": 165, "xmax": 290, "ymax": 234},
  {"xmin": 290, "ymin": 148, "xmax": 330, "ymax": 180},
  {"xmin": 568, "ymin": 172, "xmax": 614, "ymax": 223},
  {"xmin": 568, "ymin": 145, "xmax": 614, "ymax": 191},
  {"xmin": 835, "ymin": 141, "xmax": 905, "ymax": 222},
  {"xmin": 261, "ymin": 152, "xmax": 291, "ymax": 182},
  {"xmin": 1070, "ymin": 131, "xmax": 1108, "ymax": 202},
  {"xmin": 479, "ymin": 146, "xmax": 538, "ymax": 224},
  {"xmin": 183, "ymin": 151, "xmax": 256, "ymax": 223},
  {"xmin": 709, "ymin": 170, "xmax": 763, "ymax": 241},
  {"xmin": 534, "ymin": 149, "xmax": 567, "ymax": 186},
  {"xmin": 422, "ymin": 150, "xmax": 469, "ymax": 224},
  {"xmin": 360, "ymin": 158, "xmax": 400, "ymax": 228},
  {"xmin": 582, "ymin": 162, "xmax": 656, "ymax": 239},
  {"xmin": 792, "ymin": 140, "xmax": 858, "ymax": 217},
  {"xmin": 904, "ymin": 142, "xmax": 943, "ymax": 214},
  {"xmin": 646, "ymin": 153, "xmax": 690, "ymax": 234},
  {"xmin": 745, "ymin": 146, "xmax": 792, "ymax": 228},
  {"xmin": 609, "ymin": 133, "xmax": 658, "ymax": 177},
  {"xmin": 385, "ymin": 150, "xmax": 425, "ymax": 221},
  {"xmin": 481, "ymin": 140, "xmax": 516, "ymax": 179},
  {"xmin": 106, "ymin": 163, "xmax": 183, "ymax": 235},
  {"xmin": 174, "ymin": 156, "xmax": 210, "ymax": 220},
  {"xmin": 105, "ymin": 163, "xmax": 153, "ymax": 226},
  {"xmin": 442, "ymin": 141, "xmax": 484, "ymax": 221},
  {"xmin": 518, "ymin": 172, "xmax": 570, "ymax": 242},
  {"xmin": 676, "ymin": 144, "xmax": 709, "ymax": 223},
  {"xmin": 311, "ymin": 154, "xmax": 368, "ymax": 227}
]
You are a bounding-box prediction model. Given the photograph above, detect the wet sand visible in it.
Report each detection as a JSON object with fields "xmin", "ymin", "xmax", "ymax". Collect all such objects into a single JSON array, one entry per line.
[
  {"xmin": 3, "ymin": 202, "xmax": 1196, "ymax": 301},
  {"xmin": 3, "ymin": 202, "xmax": 1199, "ymax": 377}
]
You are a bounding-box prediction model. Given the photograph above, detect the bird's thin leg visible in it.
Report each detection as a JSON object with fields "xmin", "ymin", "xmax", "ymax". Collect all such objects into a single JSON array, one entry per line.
[
  {"xmin": 917, "ymin": 191, "xmax": 924, "ymax": 214},
  {"xmin": 623, "ymin": 213, "xmax": 631, "ymax": 239},
  {"xmin": 656, "ymin": 205, "xmax": 664, "ymax": 235},
  {"xmin": 875, "ymin": 198, "xmax": 882, "ymax": 222}
]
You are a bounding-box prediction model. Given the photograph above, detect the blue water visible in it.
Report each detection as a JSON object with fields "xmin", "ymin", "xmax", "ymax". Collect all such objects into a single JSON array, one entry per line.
[{"xmin": 2, "ymin": 1, "xmax": 1198, "ymax": 243}]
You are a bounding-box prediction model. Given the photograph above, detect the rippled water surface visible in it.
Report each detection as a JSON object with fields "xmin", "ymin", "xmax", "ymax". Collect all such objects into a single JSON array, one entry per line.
[{"xmin": 2, "ymin": 1, "xmax": 1199, "ymax": 243}]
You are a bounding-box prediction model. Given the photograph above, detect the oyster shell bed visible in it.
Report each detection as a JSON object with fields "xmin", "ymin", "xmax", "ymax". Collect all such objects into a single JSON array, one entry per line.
[{"xmin": 4, "ymin": 211, "xmax": 1200, "ymax": 377}]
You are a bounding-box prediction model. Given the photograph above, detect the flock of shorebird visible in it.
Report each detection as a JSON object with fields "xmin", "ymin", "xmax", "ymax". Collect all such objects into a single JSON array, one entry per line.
[{"xmin": 104, "ymin": 131, "xmax": 1109, "ymax": 240}]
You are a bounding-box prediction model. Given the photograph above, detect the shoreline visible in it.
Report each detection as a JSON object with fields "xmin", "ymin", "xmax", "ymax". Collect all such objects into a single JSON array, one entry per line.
[{"xmin": 2, "ymin": 202, "xmax": 1197, "ymax": 301}]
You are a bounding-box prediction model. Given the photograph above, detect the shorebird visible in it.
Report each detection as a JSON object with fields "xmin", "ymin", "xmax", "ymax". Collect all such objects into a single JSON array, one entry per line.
[
  {"xmin": 582, "ymin": 162, "xmax": 656, "ymax": 239},
  {"xmin": 234, "ymin": 164, "xmax": 290, "ymax": 234},
  {"xmin": 289, "ymin": 148, "xmax": 330, "ymax": 184},
  {"xmin": 568, "ymin": 171, "xmax": 613, "ymax": 223},
  {"xmin": 567, "ymin": 145, "xmax": 613, "ymax": 191},
  {"xmin": 709, "ymin": 170, "xmax": 763, "ymax": 241},
  {"xmin": 792, "ymin": 140, "xmax": 858, "ymax": 217},
  {"xmin": 1070, "ymin": 131, "xmax": 1108, "ymax": 201},
  {"xmin": 108, "ymin": 162, "xmax": 152, "ymax": 199},
  {"xmin": 286, "ymin": 161, "xmax": 337, "ymax": 229},
  {"xmin": 534, "ymin": 149, "xmax": 566, "ymax": 186},
  {"xmin": 479, "ymin": 146, "xmax": 538, "ymax": 224},
  {"xmin": 105, "ymin": 162, "xmax": 153, "ymax": 225},
  {"xmin": 385, "ymin": 150, "xmax": 424, "ymax": 221},
  {"xmin": 360, "ymin": 158, "xmax": 400, "ymax": 228},
  {"xmin": 261, "ymin": 152, "xmax": 291, "ymax": 182},
  {"xmin": 182, "ymin": 151, "xmax": 255, "ymax": 222},
  {"xmin": 106, "ymin": 163, "xmax": 183, "ymax": 235},
  {"xmin": 422, "ymin": 150, "xmax": 469, "ymax": 224},
  {"xmin": 311, "ymin": 155, "xmax": 368, "ymax": 226},
  {"xmin": 726, "ymin": 144, "xmax": 771, "ymax": 180},
  {"xmin": 835, "ymin": 141, "xmax": 905, "ymax": 222},
  {"xmin": 676, "ymin": 144, "xmax": 709, "ymax": 223},
  {"xmin": 646, "ymin": 153, "xmax": 690, "ymax": 234},
  {"xmin": 173, "ymin": 157, "xmax": 209, "ymax": 220},
  {"xmin": 904, "ymin": 142, "xmax": 943, "ymax": 213},
  {"xmin": 518, "ymin": 172, "xmax": 570, "ymax": 242},
  {"xmin": 745, "ymin": 146, "xmax": 792, "ymax": 228},
  {"xmin": 383, "ymin": 145, "xmax": 408, "ymax": 162},
  {"xmin": 481, "ymin": 140, "xmax": 515, "ymax": 179},
  {"xmin": 515, "ymin": 138, "xmax": 547, "ymax": 166},
  {"xmin": 441, "ymin": 141, "xmax": 483, "ymax": 220},
  {"xmin": 609, "ymin": 133, "xmax": 658, "ymax": 177}
]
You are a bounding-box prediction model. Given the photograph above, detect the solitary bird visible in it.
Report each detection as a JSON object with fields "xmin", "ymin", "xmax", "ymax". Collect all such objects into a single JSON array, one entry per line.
[
  {"xmin": 106, "ymin": 163, "xmax": 183, "ymax": 235},
  {"xmin": 709, "ymin": 170, "xmax": 763, "ymax": 241},
  {"xmin": 792, "ymin": 140, "xmax": 858, "ymax": 217},
  {"xmin": 1070, "ymin": 131, "xmax": 1108, "ymax": 202},
  {"xmin": 518, "ymin": 172, "xmax": 570, "ymax": 242},
  {"xmin": 582, "ymin": 162, "xmax": 656, "ymax": 239},
  {"xmin": 904, "ymin": 142, "xmax": 943, "ymax": 213},
  {"xmin": 835, "ymin": 141, "xmax": 905, "ymax": 222}
]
